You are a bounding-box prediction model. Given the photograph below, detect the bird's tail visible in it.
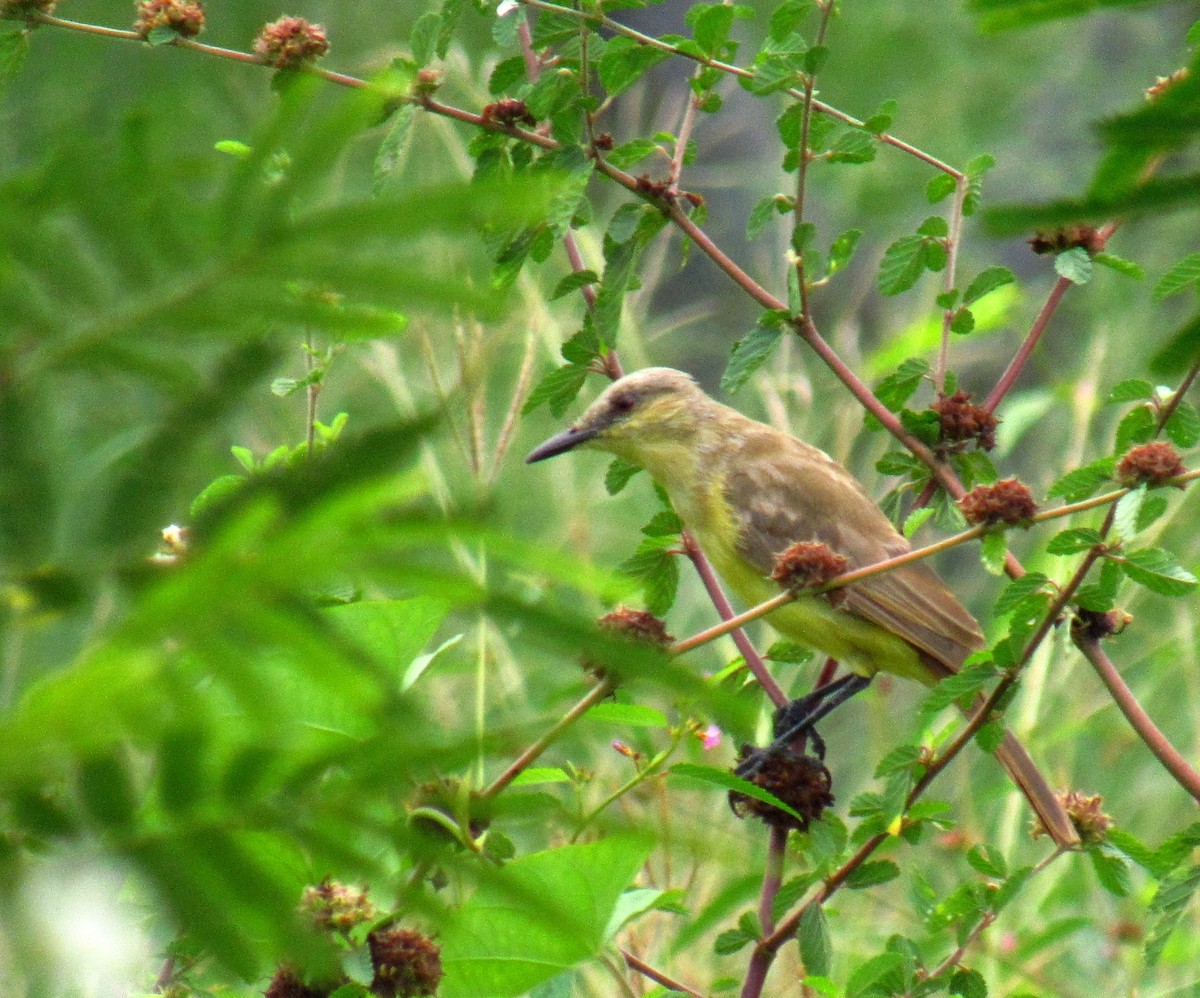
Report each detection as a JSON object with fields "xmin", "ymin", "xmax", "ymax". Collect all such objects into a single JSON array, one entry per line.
[{"xmin": 994, "ymin": 730, "xmax": 1080, "ymax": 849}]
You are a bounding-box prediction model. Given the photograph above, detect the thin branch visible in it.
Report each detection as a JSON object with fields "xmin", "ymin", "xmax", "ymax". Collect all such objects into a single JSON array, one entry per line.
[
  {"xmin": 621, "ymin": 948, "xmax": 706, "ymax": 997},
  {"xmin": 934, "ymin": 176, "xmax": 969, "ymax": 394},
  {"xmin": 1075, "ymin": 635, "xmax": 1200, "ymax": 801},
  {"xmin": 982, "ymin": 276, "xmax": 1072, "ymax": 414},
  {"xmin": 479, "ymin": 677, "xmax": 615, "ymax": 798},
  {"xmin": 1154, "ymin": 349, "xmax": 1200, "ymax": 431}
]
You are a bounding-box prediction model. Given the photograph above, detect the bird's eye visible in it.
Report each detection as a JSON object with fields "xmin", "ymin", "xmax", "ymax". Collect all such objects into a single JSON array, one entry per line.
[{"xmin": 611, "ymin": 392, "xmax": 635, "ymax": 413}]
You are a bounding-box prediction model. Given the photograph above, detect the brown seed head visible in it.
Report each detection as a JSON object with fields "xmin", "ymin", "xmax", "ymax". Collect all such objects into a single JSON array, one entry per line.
[
  {"xmin": 771, "ymin": 541, "xmax": 848, "ymax": 590},
  {"xmin": 369, "ymin": 927, "xmax": 443, "ymax": 998},
  {"xmin": 1116, "ymin": 441, "xmax": 1186, "ymax": 488},
  {"xmin": 1032, "ymin": 790, "xmax": 1110, "ymax": 844},
  {"xmin": 254, "ymin": 16, "xmax": 329, "ymax": 68},
  {"xmin": 1071, "ymin": 607, "xmax": 1132, "ymax": 642},
  {"xmin": 0, "ymin": 0, "xmax": 55, "ymax": 18},
  {"xmin": 597, "ymin": 606, "xmax": 674, "ymax": 646},
  {"xmin": 264, "ymin": 966, "xmax": 339, "ymax": 998},
  {"xmin": 728, "ymin": 746, "xmax": 834, "ymax": 831},
  {"xmin": 481, "ymin": 98, "xmax": 536, "ymax": 129},
  {"xmin": 959, "ymin": 478, "xmax": 1038, "ymax": 526},
  {"xmin": 1028, "ymin": 224, "xmax": 1104, "ymax": 257},
  {"xmin": 592, "ymin": 132, "xmax": 615, "ymax": 151},
  {"xmin": 299, "ymin": 879, "xmax": 377, "ymax": 933},
  {"xmin": 932, "ymin": 390, "xmax": 999, "ymax": 451},
  {"xmin": 135, "ymin": 0, "xmax": 205, "ymax": 38}
]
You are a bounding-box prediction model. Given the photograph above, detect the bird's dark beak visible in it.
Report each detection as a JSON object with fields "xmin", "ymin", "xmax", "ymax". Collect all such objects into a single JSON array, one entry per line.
[{"xmin": 525, "ymin": 425, "xmax": 599, "ymax": 463}]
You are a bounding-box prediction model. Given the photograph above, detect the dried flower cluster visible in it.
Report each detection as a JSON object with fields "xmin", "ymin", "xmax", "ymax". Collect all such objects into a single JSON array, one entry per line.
[
  {"xmin": 1116, "ymin": 441, "xmax": 1186, "ymax": 487},
  {"xmin": 729, "ymin": 746, "xmax": 834, "ymax": 831},
  {"xmin": 597, "ymin": 606, "xmax": 674, "ymax": 645},
  {"xmin": 254, "ymin": 16, "xmax": 329, "ymax": 68},
  {"xmin": 771, "ymin": 541, "xmax": 849, "ymax": 590},
  {"xmin": 1033, "ymin": 790, "xmax": 1110, "ymax": 844},
  {"xmin": 1028, "ymin": 224, "xmax": 1104, "ymax": 256},
  {"xmin": 134, "ymin": 0, "xmax": 205, "ymax": 39},
  {"xmin": 933, "ymin": 390, "xmax": 998, "ymax": 451},
  {"xmin": 958, "ymin": 478, "xmax": 1038, "ymax": 526}
]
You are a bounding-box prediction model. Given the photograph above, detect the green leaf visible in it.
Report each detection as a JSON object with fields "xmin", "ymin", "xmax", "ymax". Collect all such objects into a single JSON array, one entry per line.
[
  {"xmin": 607, "ymin": 138, "xmax": 660, "ymax": 169},
  {"xmin": 438, "ymin": 836, "xmax": 654, "ymax": 997},
  {"xmin": 598, "ymin": 36, "xmax": 671, "ymax": 97},
  {"xmin": 879, "ymin": 234, "xmax": 943, "ymax": 296},
  {"xmin": 642, "ymin": 509, "xmax": 683, "ymax": 536},
  {"xmin": 764, "ymin": 641, "xmax": 814, "ymax": 664},
  {"xmin": 1088, "ymin": 847, "xmax": 1131, "ymax": 897},
  {"xmin": 1153, "ymin": 252, "xmax": 1200, "ymax": 300},
  {"xmin": 1165, "ymin": 400, "xmax": 1200, "ymax": 447},
  {"xmin": 844, "ymin": 860, "xmax": 900, "ymax": 889},
  {"xmin": 714, "ymin": 928, "xmax": 755, "ymax": 955},
  {"xmin": 962, "ymin": 266, "xmax": 1015, "ymax": 305},
  {"xmin": 863, "ymin": 98, "xmax": 898, "ymax": 134},
  {"xmin": 587, "ymin": 702, "xmax": 670, "ymax": 728},
  {"xmin": 846, "ymin": 952, "xmax": 906, "ymax": 998},
  {"xmin": 1047, "ymin": 457, "xmax": 1116, "ymax": 502},
  {"xmin": 828, "ymin": 228, "xmax": 862, "ymax": 275},
  {"xmin": 551, "ymin": 269, "xmax": 599, "ymax": 301},
  {"xmin": 926, "ymin": 173, "xmax": 957, "ymax": 204},
  {"xmin": 980, "ymin": 531, "xmax": 1008, "ymax": 575},
  {"xmin": 1054, "ymin": 246, "xmax": 1093, "ymax": 284},
  {"xmin": 1046, "ymin": 527, "xmax": 1104, "ymax": 554},
  {"xmin": 605, "ymin": 457, "xmax": 642, "ymax": 495},
  {"xmin": 0, "ymin": 27, "xmax": 29, "ymax": 85},
  {"xmin": 1151, "ymin": 310, "xmax": 1200, "ymax": 377},
  {"xmin": 828, "ymin": 130, "xmax": 876, "ymax": 164},
  {"xmin": 1146, "ymin": 863, "xmax": 1200, "ymax": 967},
  {"xmin": 670, "ymin": 763, "xmax": 804, "ymax": 823},
  {"xmin": 949, "ymin": 967, "xmax": 987, "ymax": 998},
  {"xmin": 921, "ymin": 659, "xmax": 997, "ymax": 717},
  {"xmin": 1111, "ymin": 485, "xmax": 1146, "ymax": 542},
  {"xmin": 966, "ymin": 843, "xmax": 1007, "ymax": 879},
  {"xmin": 902, "ymin": 507, "xmax": 936, "ymax": 538},
  {"xmin": 1093, "ymin": 251, "xmax": 1143, "ymax": 279},
  {"xmin": 874, "ymin": 358, "xmax": 930, "ymax": 412},
  {"xmin": 689, "ymin": 3, "xmax": 736, "ymax": 56},
  {"xmin": 410, "ymin": 11, "xmax": 442, "ymax": 66},
  {"xmin": 797, "ymin": 904, "xmax": 832, "ymax": 977},
  {"xmin": 1121, "ymin": 547, "xmax": 1199, "ymax": 597},
  {"xmin": 619, "ymin": 535, "xmax": 680, "ymax": 614},
  {"xmin": 1107, "ymin": 378, "xmax": 1154, "ymax": 403},
  {"xmin": 488, "ymin": 54, "xmax": 528, "ymax": 95},
  {"xmin": 522, "ymin": 363, "xmax": 589, "ymax": 417},
  {"xmin": 1115, "ymin": 404, "xmax": 1155, "ymax": 452},
  {"xmin": 720, "ymin": 316, "xmax": 786, "ymax": 393},
  {"xmin": 993, "ymin": 572, "xmax": 1050, "ymax": 615}
]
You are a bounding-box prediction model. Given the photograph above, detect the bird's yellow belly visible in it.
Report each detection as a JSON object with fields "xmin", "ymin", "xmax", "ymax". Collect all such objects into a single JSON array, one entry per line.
[{"xmin": 684, "ymin": 497, "xmax": 928, "ymax": 683}]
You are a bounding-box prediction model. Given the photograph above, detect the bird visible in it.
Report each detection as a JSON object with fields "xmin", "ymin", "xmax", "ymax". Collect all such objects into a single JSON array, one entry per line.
[{"xmin": 526, "ymin": 366, "xmax": 1079, "ymax": 848}]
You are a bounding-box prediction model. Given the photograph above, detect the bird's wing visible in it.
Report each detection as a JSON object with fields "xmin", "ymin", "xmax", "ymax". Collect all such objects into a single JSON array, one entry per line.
[{"xmin": 723, "ymin": 430, "xmax": 983, "ymax": 673}]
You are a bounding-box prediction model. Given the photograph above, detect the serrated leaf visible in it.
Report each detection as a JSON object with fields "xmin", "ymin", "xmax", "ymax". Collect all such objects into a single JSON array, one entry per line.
[
  {"xmin": 619, "ymin": 535, "xmax": 680, "ymax": 614},
  {"xmin": 410, "ymin": 11, "xmax": 442, "ymax": 66},
  {"xmin": 874, "ymin": 745, "xmax": 923, "ymax": 777},
  {"xmin": 845, "ymin": 860, "xmax": 900, "ymax": 889},
  {"xmin": 993, "ymin": 572, "xmax": 1049, "ymax": 615},
  {"xmin": 879, "ymin": 235, "xmax": 928, "ymax": 296},
  {"xmin": 1121, "ymin": 547, "xmax": 1198, "ymax": 597},
  {"xmin": 926, "ymin": 173, "xmax": 957, "ymax": 204},
  {"xmin": 874, "ymin": 358, "xmax": 930, "ymax": 412},
  {"xmin": 1046, "ymin": 527, "xmax": 1104, "ymax": 555},
  {"xmin": 550, "ymin": 269, "xmax": 599, "ymax": 301},
  {"xmin": 797, "ymin": 904, "xmax": 831, "ymax": 977},
  {"xmin": 488, "ymin": 54, "xmax": 528, "ymax": 95},
  {"xmin": 641, "ymin": 509, "xmax": 682, "ymax": 537},
  {"xmin": 605, "ymin": 457, "xmax": 642, "ymax": 495},
  {"xmin": 980, "ymin": 530, "xmax": 1007, "ymax": 576},
  {"xmin": 1153, "ymin": 252, "xmax": 1200, "ymax": 301},
  {"xmin": 828, "ymin": 130, "xmax": 876, "ymax": 164},
  {"xmin": 966, "ymin": 844, "xmax": 1007, "ymax": 879},
  {"xmin": 949, "ymin": 967, "xmax": 987, "ymax": 998},
  {"xmin": 607, "ymin": 138, "xmax": 660, "ymax": 169},
  {"xmin": 921, "ymin": 659, "xmax": 996, "ymax": 717},
  {"xmin": 828, "ymin": 228, "xmax": 861, "ymax": 275},
  {"xmin": 1054, "ymin": 246, "xmax": 1093, "ymax": 284},
  {"xmin": 720, "ymin": 318, "xmax": 784, "ymax": 393},
  {"xmin": 1115, "ymin": 404, "xmax": 1156, "ymax": 452},
  {"xmin": 747, "ymin": 196, "xmax": 778, "ymax": 240},
  {"xmin": 1165, "ymin": 400, "xmax": 1200, "ymax": 447},
  {"xmin": 846, "ymin": 952, "xmax": 906, "ymax": 998},
  {"xmin": 963, "ymin": 266, "xmax": 1015, "ymax": 305},
  {"xmin": 764, "ymin": 641, "xmax": 814, "ymax": 664},
  {"xmin": 522, "ymin": 363, "xmax": 589, "ymax": 417},
  {"xmin": 1047, "ymin": 457, "xmax": 1116, "ymax": 502},
  {"xmin": 1107, "ymin": 378, "xmax": 1154, "ymax": 403},
  {"xmin": 902, "ymin": 507, "xmax": 935, "ymax": 538},
  {"xmin": 1112, "ymin": 485, "xmax": 1146, "ymax": 541},
  {"xmin": 598, "ymin": 36, "xmax": 671, "ymax": 98},
  {"xmin": 1146, "ymin": 863, "xmax": 1200, "ymax": 967},
  {"xmin": 714, "ymin": 928, "xmax": 755, "ymax": 955},
  {"xmin": 1089, "ymin": 847, "xmax": 1131, "ymax": 897},
  {"xmin": 1093, "ymin": 251, "xmax": 1144, "ymax": 279}
]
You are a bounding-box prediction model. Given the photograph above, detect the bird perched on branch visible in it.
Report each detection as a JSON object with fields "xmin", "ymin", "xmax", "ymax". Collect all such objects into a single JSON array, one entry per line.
[{"xmin": 527, "ymin": 366, "xmax": 1079, "ymax": 848}]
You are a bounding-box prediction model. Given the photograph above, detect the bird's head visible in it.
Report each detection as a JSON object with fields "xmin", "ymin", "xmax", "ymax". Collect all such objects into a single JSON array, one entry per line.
[{"xmin": 525, "ymin": 367, "xmax": 705, "ymax": 465}]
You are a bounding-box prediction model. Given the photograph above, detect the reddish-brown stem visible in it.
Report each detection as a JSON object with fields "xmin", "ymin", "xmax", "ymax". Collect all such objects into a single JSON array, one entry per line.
[
  {"xmin": 1075, "ymin": 636, "xmax": 1200, "ymax": 801},
  {"xmin": 982, "ymin": 276, "xmax": 1071, "ymax": 414},
  {"xmin": 479, "ymin": 677, "xmax": 615, "ymax": 798},
  {"xmin": 1155, "ymin": 350, "xmax": 1200, "ymax": 431},
  {"xmin": 620, "ymin": 948, "xmax": 705, "ymax": 997},
  {"xmin": 681, "ymin": 533, "xmax": 788, "ymax": 706},
  {"xmin": 934, "ymin": 176, "xmax": 968, "ymax": 394}
]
